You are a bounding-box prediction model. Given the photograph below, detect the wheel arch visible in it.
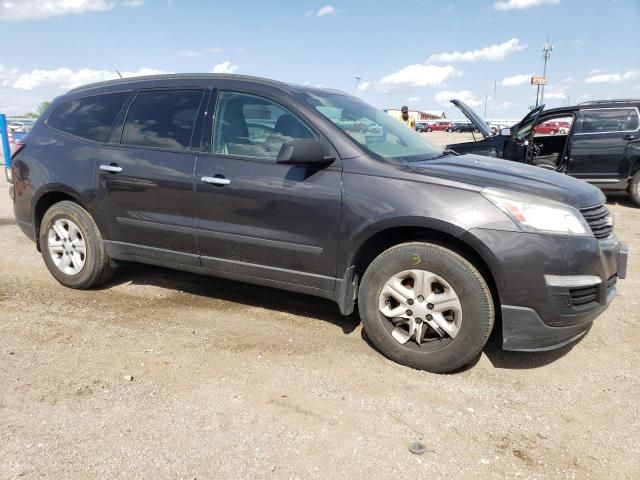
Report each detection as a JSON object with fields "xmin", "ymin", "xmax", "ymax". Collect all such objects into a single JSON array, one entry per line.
[
  {"xmin": 339, "ymin": 223, "xmax": 501, "ymax": 321},
  {"xmin": 32, "ymin": 186, "xmax": 92, "ymax": 251}
]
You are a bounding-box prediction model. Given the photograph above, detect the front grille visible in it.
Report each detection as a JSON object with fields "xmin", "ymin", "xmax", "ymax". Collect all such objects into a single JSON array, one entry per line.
[
  {"xmin": 607, "ymin": 274, "xmax": 617, "ymax": 295},
  {"xmin": 568, "ymin": 285, "xmax": 599, "ymax": 307},
  {"xmin": 580, "ymin": 204, "xmax": 613, "ymax": 240}
]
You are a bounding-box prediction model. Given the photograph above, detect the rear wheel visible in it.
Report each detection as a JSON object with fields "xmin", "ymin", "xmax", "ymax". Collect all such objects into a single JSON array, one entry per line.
[
  {"xmin": 358, "ymin": 242, "xmax": 494, "ymax": 373},
  {"xmin": 550, "ymin": 130, "xmax": 557, "ymax": 135},
  {"xmin": 427, "ymin": 127, "xmax": 433, "ymax": 132},
  {"xmin": 629, "ymin": 171, "xmax": 640, "ymax": 207},
  {"xmin": 39, "ymin": 201, "xmax": 114, "ymax": 289}
]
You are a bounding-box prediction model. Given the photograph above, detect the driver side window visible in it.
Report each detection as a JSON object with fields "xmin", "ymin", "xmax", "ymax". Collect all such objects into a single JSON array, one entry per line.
[{"xmin": 212, "ymin": 91, "xmax": 315, "ymax": 161}]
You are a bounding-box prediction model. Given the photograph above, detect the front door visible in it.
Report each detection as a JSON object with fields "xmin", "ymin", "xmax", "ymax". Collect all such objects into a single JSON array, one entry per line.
[
  {"xmin": 194, "ymin": 90, "xmax": 342, "ymax": 291},
  {"xmin": 97, "ymin": 88, "xmax": 206, "ymax": 265},
  {"xmin": 568, "ymin": 107, "xmax": 640, "ymax": 181}
]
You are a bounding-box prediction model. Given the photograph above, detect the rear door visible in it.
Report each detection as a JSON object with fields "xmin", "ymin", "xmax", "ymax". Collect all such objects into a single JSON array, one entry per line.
[
  {"xmin": 568, "ymin": 107, "xmax": 640, "ymax": 181},
  {"xmin": 97, "ymin": 88, "xmax": 206, "ymax": 266},
  {"xmin": 194, "ymin": 90, "xmax": 342, "ymax": 291}
]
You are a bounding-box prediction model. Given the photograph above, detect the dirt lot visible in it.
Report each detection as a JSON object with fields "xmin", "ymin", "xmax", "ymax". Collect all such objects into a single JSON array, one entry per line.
[{"xmin": 1, "ymin": 136, "xmax": 639, "ymax": 479}]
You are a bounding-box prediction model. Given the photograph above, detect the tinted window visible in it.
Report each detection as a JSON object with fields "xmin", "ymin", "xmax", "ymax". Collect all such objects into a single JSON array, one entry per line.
[
  {"xmin": 47, "ymin": 92, "xmax": 129, "ymax": 142},
  {"xmin": 212, "ymin": 91, "xmax": 315, "ymax": 160},
  {"xmin": 576, "ymin": 108, "xmax": 639, "ymax": 134},
  {"xmin": 122, "ymin": 89, "xmax": 204, "ymax": 150}
]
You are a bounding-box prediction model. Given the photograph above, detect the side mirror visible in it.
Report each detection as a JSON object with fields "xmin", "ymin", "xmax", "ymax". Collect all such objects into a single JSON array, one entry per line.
[
  {"xmin": 276, "ymin": 139, "xmax": 334, "ymax": 167},
  {"xmin": 500, "ymin": 128, "xmax": 511, "ymax": 137}
]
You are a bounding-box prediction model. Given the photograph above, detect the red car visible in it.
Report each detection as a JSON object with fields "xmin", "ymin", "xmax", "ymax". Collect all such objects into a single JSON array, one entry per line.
[
  {"xmin": 533, "ymin": 120, "xmax": 571, "ymax": 135},
  {"xmin": 425, "ymin": 121, "xmax": 454, "ymax": 132}
]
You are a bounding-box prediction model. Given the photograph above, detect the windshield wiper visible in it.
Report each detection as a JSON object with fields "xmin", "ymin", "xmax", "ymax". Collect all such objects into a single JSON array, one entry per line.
[{"xmin": 431, "ymin": 149, "xmax": 459, "ymax": 159}]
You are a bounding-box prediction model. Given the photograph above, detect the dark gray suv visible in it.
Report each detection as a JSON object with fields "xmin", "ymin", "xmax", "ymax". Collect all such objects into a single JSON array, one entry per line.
[{"xmin": 8, "ymin": 74, "xmax": 628, "ymax": 373}]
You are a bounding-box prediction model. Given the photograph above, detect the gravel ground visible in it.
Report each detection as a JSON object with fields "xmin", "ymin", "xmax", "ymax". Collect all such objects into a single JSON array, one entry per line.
[{"xmin": 1, "ymin": 137, "xmax": 639, "ymax": 479}]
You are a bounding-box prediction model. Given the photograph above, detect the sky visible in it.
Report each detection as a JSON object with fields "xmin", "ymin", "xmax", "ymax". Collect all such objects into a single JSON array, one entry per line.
[{"xmin": 0, "ymin": 0, "xmax": 639, "ymax": 120}]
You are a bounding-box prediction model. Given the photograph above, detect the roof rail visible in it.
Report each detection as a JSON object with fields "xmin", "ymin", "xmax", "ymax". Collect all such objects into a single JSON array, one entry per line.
[
  {"xmin": 577, "ymin": 98, "xmax": 640, "ymax": 106},
  {"xmin": 67, "ymin": 73, "xmax": 290, "ymax": 94}
]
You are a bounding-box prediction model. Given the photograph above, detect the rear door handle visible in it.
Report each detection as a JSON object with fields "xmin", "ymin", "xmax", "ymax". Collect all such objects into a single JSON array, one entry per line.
[
  {"xmin": 201, "ymin": 175, "xmax": 231, "ymax": 186},
  {"xmin": 99, "ymin": 164, "xmax": 123, "ymax": 173}
]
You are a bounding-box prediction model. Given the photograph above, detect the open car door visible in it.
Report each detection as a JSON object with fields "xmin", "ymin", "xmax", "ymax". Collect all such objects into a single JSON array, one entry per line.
[{"xmin": 502, "ymin": 105, "xmax": 545, "ymax": 163}]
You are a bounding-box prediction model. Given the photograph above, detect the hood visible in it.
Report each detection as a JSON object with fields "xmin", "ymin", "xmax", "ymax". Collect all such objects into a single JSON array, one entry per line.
[
  {"xmin": 450, "ymin": 99, "xmax": 492, "ymax": 138},
  {"xmin": 409, "ymin": 154, "xmax": 605, "ymax": 209}
]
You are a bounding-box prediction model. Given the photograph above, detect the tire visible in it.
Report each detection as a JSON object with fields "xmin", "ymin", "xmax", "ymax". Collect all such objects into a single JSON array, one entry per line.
[
  {"xmin": 39, "ymin": 200, "xmax": 114, "ymax": 289},
  {"xmin": 629, "ymin": 171, "xmax": 640, "ymax": 207},
  {"xmin": 550, "ymin": 130, "xmax": 557, "ymax": 135},
  {"xmin": 427, "ymin": 128, "xmax": 432, "ymax": 133},
  {"xmin": 358, "ymin": 242, "xmax": 494, "ymax": 373}
]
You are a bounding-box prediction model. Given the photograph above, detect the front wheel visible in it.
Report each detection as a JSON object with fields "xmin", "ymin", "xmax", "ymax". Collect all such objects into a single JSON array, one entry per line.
[
  {"xmin": 358, "ymin": 242, "xmax": 494, "ymax": 373},
  {"xmin": 39, "ymin": 201, "xmax": 115, "ymax": 289},
  {"xmin": 629, "ymin": 171, "xmax": 640, "ymax": 207},
  {"xmin": 427, "ymin": 128, "xmax": 433, "ymax": 132}
]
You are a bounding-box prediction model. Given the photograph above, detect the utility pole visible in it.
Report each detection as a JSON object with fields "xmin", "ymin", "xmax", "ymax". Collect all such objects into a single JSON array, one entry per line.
[
  {"xmin": 536, "ymin": 39, "xmax": 553, "ymax": 106},
  {"xmin": 354, "ymin": 76, "xmax": 362, "ymax": 97},
  {"xmin": 493, "ymin": 80, "xmax": 497, "ymax": 120},
  {"xmin": 484, "ymin": 94, "xmax": 488, "ymax": 118}
]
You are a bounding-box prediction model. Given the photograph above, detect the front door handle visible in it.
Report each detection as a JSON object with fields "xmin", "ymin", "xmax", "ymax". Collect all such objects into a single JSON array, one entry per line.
[
  {"xmin": 201, "ymin": 175, "xmax": 231, "ymax": 186},
  {"xmin": 99, "ymin": 164, "xmax": 123, "ymax": 173},
  {"xmin": 623, "ymin": 134, "xmax": 637, "ymax": 141}
]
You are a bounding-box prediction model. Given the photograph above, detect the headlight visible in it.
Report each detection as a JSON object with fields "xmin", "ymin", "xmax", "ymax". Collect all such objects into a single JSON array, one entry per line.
[{"xmin": 482, "ymin": 188, "xmax": 591, "ymax": 236}]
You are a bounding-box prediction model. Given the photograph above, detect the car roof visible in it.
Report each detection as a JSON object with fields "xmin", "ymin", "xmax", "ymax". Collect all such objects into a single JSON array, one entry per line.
[
  {"xmin": 66, "ymin": 73, "xmax": 348, "ymax": 97},
  {"xmin": 577, "ymin": 98, "xmax": 640, "ymax": 108}
]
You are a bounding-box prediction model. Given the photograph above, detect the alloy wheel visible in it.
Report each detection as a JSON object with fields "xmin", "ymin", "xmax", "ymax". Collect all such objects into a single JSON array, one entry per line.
[{"xmin": 47, "ymin": 218, "xmax": 87, "ymax": 275}]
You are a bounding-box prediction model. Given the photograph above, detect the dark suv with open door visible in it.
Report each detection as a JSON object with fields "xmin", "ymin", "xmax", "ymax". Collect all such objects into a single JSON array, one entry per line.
[
  {"xmin": 8, "ymin": 74, "xmax": 628, "ymax": 373},
  {"xmin": 446, "ymin": 99, "xmax": 640, "ymax": 206}
]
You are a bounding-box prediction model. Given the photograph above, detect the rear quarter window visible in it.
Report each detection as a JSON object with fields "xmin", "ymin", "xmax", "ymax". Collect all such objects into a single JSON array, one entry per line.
[
  {"xmin": 576, "ymin": 108, "xmax": 640, "ymax": 134},
  {"xmin": 47, "ymin": 92, "xmax": 130, "ymax": 142}
]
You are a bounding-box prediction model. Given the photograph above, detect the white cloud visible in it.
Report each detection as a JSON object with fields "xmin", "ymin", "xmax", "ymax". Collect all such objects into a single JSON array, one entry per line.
[
  {"xmin": 585, "ymin": 70, "xmax": 640, "ymax": 83},
  {"xmin": 408, "ymin": 96, "xmax": 421, "ymax": 102},
  {"xmin": 427, "ymin": 38, "xmax": 526, "ymax": 64},
  {"xmin": 357, "ymin": 81, "xmax": 370, "ymax": 91},
  {"xmin": 306, "ymin": 5, "xmax": 335, "ymax": 17},
  {"xmin": 122, "ymin": 0, "xmax": 143, "ymax": 6},
  {"xmin": 208, "ymin": 46, "xmax": 224, "ymax": 53},
  {"xmin": 0, "ymin": 0, "xmax": 115, "ymax": 21},
  {"xmin": 494, "ymin": 0, "xmax": 560, "ymax": 11},
  {"xmin": 563, "ymin": 77, "xmax": 576, "ymax": 83},
  {"xmin": 502, "ymin": 74, "xmax": 531, "ymax": 87},
  {"xmin": 543, "ymin": 90, "xmax": 567, "ymax": 100},
  {"xmin": 212, "ymin": 61, "xmax": 239, "ymax": 74},
  {"xmin": 380, "ymin": 64, "xmax": 459, "ymax": 87},
  {"xmin": 434, "ymin": 90, "xmax": 482, "ymax": 107},
  {"xmin": 12, "ymin": 67, "xmax": 167, "ymax": 90}
]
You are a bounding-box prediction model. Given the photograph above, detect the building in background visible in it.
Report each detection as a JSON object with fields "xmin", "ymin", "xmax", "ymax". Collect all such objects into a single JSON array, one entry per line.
[{"xmin": 385, "ymin": 108, "xmax": 446, "ymax": 124}]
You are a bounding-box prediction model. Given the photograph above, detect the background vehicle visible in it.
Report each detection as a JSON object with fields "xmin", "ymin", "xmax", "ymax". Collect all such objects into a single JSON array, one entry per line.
[
  {"xmin": 10, "ymin": 74, "xmax": 627, "ymax": 373},
  {"xmin": 446, "ymin": 98, "xmax": 640, "ymax": 206},
  {"xmin": 534, "ymin": 120, "xmax": 572, "ymax": 135},
  {"xmin": 453, "ymin": 122, "xmax": 478, "ymax": 133},
  {"xmin": 425, "ymin": 121, "xmax": 454, "ymax": 132}
]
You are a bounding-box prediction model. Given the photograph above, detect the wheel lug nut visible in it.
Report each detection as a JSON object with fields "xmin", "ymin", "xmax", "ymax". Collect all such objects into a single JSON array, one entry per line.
[
  {"xmin": 427, "ymin": 303, "xmax": 434, "ymax": 310},
  {"xmin": 417, "ymin": 296, "xmax": 424, "ymax": 302},
  {"xmin": 415, "ymin": 318, "xmax": 422, "ymax": 324},
  {"xmin": 426, "ymin": 314, "xmax": 433, "ymax": 320},
  {"xmin": 407, "ymin": 299, "xmax": 414, "ymax": 305},
  {"xmin": 406, "ymin": 310, "xmax": 413, "ymax": 316}
]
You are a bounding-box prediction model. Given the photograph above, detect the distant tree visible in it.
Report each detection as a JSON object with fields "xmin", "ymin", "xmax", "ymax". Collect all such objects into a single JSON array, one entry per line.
[
  {"xmin": 23, "ymin": 112, "xmax": 38, "ymax": 119},
  {"xmin": 36, "ymin": 101, "xmax": 51, "ymax": 116}
]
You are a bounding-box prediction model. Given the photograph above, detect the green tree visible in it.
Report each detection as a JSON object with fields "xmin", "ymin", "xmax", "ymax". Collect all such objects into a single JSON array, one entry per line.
[{"xmin": 36, "ymin": 101, "xmax": 51, "ymax": 116}]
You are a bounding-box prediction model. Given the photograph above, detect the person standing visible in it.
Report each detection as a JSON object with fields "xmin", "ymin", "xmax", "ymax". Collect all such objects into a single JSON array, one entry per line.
[{"xmin": 398, "ymin": 106, "xmax": 416, "ymax": 130}]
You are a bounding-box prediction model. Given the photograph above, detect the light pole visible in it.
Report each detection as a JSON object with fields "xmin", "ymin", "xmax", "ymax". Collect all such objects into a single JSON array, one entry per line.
[
  {"xmin": 536, "ymin": 39, "xmax": 553, "ymax": 106},
  {"xmin": 354, "ymin": 76, "xmax": 362, "ymax": 96}
]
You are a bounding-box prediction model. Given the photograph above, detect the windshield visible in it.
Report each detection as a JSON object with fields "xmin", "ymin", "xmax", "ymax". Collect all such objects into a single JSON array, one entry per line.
[{"xmin": 300, "ymin": 92, "xmax": 443, "ymax": 162}]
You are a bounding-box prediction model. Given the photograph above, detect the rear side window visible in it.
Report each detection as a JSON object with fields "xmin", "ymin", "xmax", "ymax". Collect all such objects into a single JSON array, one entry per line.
[
  {"xmin": 47, "ymin": 92, "xmax": 129, "ymax": 142},
  {"xmin": 576, "ymin": 108, "xmax": 640, "ymax": 134},
  {"xmin": 122, "ymin": 89, "xmax": 204, "ymax": 150}
]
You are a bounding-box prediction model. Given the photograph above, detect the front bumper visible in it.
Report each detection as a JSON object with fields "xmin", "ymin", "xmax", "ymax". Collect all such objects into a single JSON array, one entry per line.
[{"xmin": 463, "ymin": 228, "xmax": 628, "ymax": 352}]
